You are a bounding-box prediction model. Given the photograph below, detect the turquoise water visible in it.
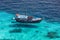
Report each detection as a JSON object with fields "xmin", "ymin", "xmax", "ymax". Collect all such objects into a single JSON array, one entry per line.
[{"xmin": 0, "ymin": 11, "xmax": 60, "ymax": 40}]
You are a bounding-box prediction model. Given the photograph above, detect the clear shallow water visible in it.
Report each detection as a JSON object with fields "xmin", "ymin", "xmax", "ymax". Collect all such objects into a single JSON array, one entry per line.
[{"xmin": 0, "ymin": 11, "xmax": 60, "ymax": 40}]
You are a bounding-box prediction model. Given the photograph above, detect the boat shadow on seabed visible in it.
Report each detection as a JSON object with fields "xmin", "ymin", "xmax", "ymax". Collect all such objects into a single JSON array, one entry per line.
[
  {"xmin": 9, "ymin": 23, "xmax": 38, "ymax": 33},
  {"xmin": 9, "ymin": 23, "xmax": 38, "ymax": 28}
]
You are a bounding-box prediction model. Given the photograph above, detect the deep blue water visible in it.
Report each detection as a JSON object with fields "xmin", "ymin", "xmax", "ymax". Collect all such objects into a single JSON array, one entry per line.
[
  {"xmin": 0, "ymin": 0, "xmax": 60, "ymax": 40},
  {"xmin": 0, "ymin": 0, "xmax": 60, "ymax": 22}
]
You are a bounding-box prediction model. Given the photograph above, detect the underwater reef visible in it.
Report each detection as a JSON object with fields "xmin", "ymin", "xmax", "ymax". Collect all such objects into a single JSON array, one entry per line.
[{"xmin": 46, "ymin": 32, "xmax": 60, "ymax": 38}]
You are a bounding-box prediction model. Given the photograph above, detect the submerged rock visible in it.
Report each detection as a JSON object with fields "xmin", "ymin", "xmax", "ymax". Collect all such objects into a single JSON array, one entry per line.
[
  {"xmin": 9, "ymin": 28, "xmax": 22, "ymax": 33},
  {"xmin": 46, "ymin": 32, "xmax": 60, "ymax": 38},
  {"xmin": 35, "ymin": 30, "xmax": 39, "ymax": 33}
]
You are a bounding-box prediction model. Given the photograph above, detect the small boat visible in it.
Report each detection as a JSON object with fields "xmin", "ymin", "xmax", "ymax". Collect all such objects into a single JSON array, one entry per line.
[{"xmin": 13, "ymin": 15, "xmax": 42, "ymax": 23}]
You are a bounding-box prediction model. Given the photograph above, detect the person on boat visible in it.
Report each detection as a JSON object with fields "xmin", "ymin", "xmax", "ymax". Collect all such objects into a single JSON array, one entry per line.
[
  {"xmin": 15, "ymin": 13, "xmax": 33, "ymax": 21},
  {"xmin": 16, "ymin": 13, "xmax": 28, "ymax": 19}
]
